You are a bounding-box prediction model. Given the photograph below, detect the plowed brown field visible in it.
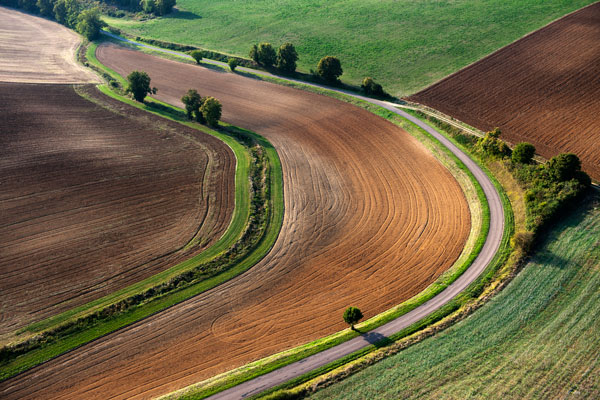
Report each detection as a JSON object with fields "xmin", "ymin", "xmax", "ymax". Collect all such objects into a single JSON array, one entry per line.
[
  {"xmin": 0, "ymin": 83, "xmax": 234, "ymax": 337},
  {"xmin": 408, "ymin": 2, "xmax": 600, "ymax": 181},
  {"xmin": 0, "ymin": 45, "xmax": 469, "ymax": 399},
  {"xmin": 0, "ymin": 7, "xmax": 99, "ymax": 83}
]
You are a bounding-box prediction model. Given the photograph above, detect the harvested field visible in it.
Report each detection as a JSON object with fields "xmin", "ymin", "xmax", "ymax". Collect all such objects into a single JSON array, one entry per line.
[
  {"xmin": 0, "ymin": 83, "xmax": 234, "ymax": 337},
  {"xmin": 0, "ymin": 7, "xmax": 99, "ymax": 83},
  {"xmin": 408, "ymin": 2, "xmax": 600, "ymax": 181},
  {"xmin": 0, "ymin": 45, "xmax": 470, "ymax": 399}
]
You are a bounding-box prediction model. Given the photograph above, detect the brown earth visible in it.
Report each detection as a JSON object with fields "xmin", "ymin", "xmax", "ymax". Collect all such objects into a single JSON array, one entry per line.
[
  {"xmin": 408, "ymin": 2, "xmax": 600, "ymax": 181},
  {"xmin": 0, "ymin": 83, "xmax": 234, "ymax": 337},
  {"xmin": 0, "ymin": 45, "xmax": 469, "ymax": 399},
  {"xmin": 0, "ymin": 7, "xmax": 99, "ymax": 83}
]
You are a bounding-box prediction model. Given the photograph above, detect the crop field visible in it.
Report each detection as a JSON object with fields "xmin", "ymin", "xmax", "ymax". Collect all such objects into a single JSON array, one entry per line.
[
  {"xmin": 409, "ymin": 2, "xmax": 600, "ymax": 181},
  {"xmin": 0, "ymin": 83, "xmax": 235, "ymax": 338},
  {"xmin": 103, "ymin": 0, "xmax": 596, "ymax": 96},
  {"xmin": 312, "ymin": 194, "xmax": 600, "ymax": 400},
  {"xmin": 0, "ymin": 7, "xmax": 98, "ymax": 83},
  {"xmin": 0, "ymin": 43, "xmax": 470, "ymax": 399}
]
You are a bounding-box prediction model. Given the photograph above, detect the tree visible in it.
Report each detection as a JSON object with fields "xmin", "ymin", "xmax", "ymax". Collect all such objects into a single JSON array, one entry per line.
[
  {"xmin": 36, "ymin": 0, "xmax": 55, "ymax": 17},
  {"xmin": 477, "ymin": 128, "xmax": 511, "ymax": 158},
  {"xmin": 547, "ymin": 153, "xmax": 582, "ymax": 182},
  {"xmin": 228, "ymin": 58, "xmax": 239, "ymax": 72},
  {"xmin": 317, "ymin": 56, "xmax": 343, "ymax": 83},
  {"xmin": 53, "ymin": 0, "xmax": 79, "ymax": 28},
  {"xmin": 126, "ymin": 71, "xmax": 156, "ymax": 102},
  {"xmin": 276, "ymin": 42, "xmax": 298, "ymax": 73},
  {"xmin": 154, "ymin": 0, "xmax": 176, "ymax": 15},
  {"xmin": 181, "ymin": 89, "xmax": 203, "ymax": 120},
  {"xmin": 361, "ymin": 77, "xmax": 385, "ymax": 97},
  {"xmin": 76, "ymin": 8, "xmax": 106, "ymax": 41},
  {"xmin": 511, "ymin": 142, "xmax": 536, "ymax": 164},
  {"xmin": 190, "ymin": 50, "xmax": 204, "ymax": 64},
  {"xmin": 343, "ymin": 306, "xmax": 363, "ymax": 330},
  {"xmin": 18, "ymin": 0, "xmax": 38, "ymax": 13},
  {"xmin": 200, "ymin": 97, "xmax": 222, "ymax": 126},
  {"xmin": 249, "ymin": 44, "xmax": 259, "ymax": 63},
  {"xmin": 256, "ymin": 43, "xmax": 276, "ymax": 67}
]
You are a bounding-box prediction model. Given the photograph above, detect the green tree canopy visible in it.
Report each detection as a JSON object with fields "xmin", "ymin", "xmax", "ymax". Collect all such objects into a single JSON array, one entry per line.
[
  {"xmin": 361, "ymin": 77, "xmax": 385, "ymax": 97},
  {"xmin": 547, "ymin": 153, "xmax": 582, "ymax": 182},
  {"xmin": 181, "ymin": 89, "xmax": 203, "ymax": 120},
  {"xmin": 228, "ymin": 58, "xmax": 239, "ymax": 72},
  {"xmin": 53, "ymin": 0, "xmax": 80, "ymax": 28},
  {"xmin": 276, "ymin": 42, "xmax": 298, "ymax": 73},
  {"xmin": 126, "ymin": 71, "xmax": 155, "ymax": 102},
  {"xmin": 200, "ymin": 97, "xmax": 222, "ymax": 126},
  {"xmin": 189, "ymin": 50, "xmax": 204, "ymax": 64},
  {"xmin": 317, "ymin": 56, "xmax": 343, "ymax": 83},
  {"xmin": 343, "ymin": 306, "xmax": 363, "ymax": 330},
  {"xmin": 511, "ymin": 142, "xmax": 536, "ymax": 164},
  {"xmin": 76, "ymin": 8, "xmax": 106, "ymax": 40},
  {"xmin": 255, "ymin": 43, "xmax": 276, "ymax": 67}
]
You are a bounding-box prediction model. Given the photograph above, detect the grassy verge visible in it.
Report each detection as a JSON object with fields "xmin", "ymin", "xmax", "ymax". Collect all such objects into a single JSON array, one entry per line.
[
  {"xmin": 0, "ymin": 41, "xmax": 284, "ymax": 382},
  {"xmin": 102, "ymin": 0, "xmax": 595, "ymax": 96},
  {"xmin": 306, "ymin": 192, "xmax": 600, "ymax": 400}
]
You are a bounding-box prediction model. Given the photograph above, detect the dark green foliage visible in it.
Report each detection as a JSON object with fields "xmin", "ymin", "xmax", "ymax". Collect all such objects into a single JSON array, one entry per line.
[
  {"xmin": 189, "ymin": 49, "xmax": 204, "ymax": 64},
  {"xmin": 154, "ymin": 0, "xmax": 176, "ymax": 15},
  {"xmin": 18, "ymin": 0, "xmax": 38, "ymax": 13},
  {"xmin": 361, "ymin": 77, "xmax": 386, "ymax": 97},
  {"xmin": 276, "ymin": 42, "xmax": 298, "ymax": 73},
  {"xmin": 255, "ymin": 42, "xmax": 276, "ymax": 67},
  {"xmin": 181, "ymin": 89, "xmax": 203, "ymax": 120},
  {"xmin": 317, "ymin": 56, "xmax": 343, "ymax": 83},
  {"xmin": 547, "ymin": 153, "xmax": 581, "ymax": 182},
  {"xmin": 126, "ymin": 70, "xmax": 155, "ymax": 102},
  {"xmin": 53, "ymin": 0, "xmax": 79, "ymax": 28},
  {"xmin": 477, "ymin": 128, "xmax": 511, "ymax": 158},
  {"xmin": 76, "ymin": 8, "xmax": 106, "ymax": 40},
  {"xmin": 36, "ymin": 0, "xmax": 55, "ymax": 17},
  {"xmin": 228, "ymin": 57, "xmax": 239, "ymax": 71},
  {"xmin": 249, "ymin": 44, "xmax": 259, "ymax": 63},
  {"xmin": 512, "ymin": 142, "xmax": 536, "ymax": 164},
  {"xmin": 200, "ymin": 96, "xmax": 222, "ymax": 126},
  {"xmin": 343, "ymin": 306, "xmax": 363, "ymax": 330}
]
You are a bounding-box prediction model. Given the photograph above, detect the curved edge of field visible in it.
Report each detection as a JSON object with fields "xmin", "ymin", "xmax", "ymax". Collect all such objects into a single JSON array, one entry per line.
[{"xmin": 0, "ymin": 42, "xmax": 285, "ymax": 382}]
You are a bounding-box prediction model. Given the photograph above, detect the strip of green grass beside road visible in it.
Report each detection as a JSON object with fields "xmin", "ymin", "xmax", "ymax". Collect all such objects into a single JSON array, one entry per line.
[{"xmin": 0, "ymin": 41, "xmax": 284, "ymax": 382}]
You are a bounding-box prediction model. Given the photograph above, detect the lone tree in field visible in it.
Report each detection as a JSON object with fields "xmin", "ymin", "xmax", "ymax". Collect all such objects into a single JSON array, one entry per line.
[
  {"xmin": 200, "ymin": 97, "xmax": 222, "ymax": 127},
  {"xmin": 181, "ymin": 89, "xmax": 204, "ymax": 121},
  {"xmin": 190, "ymin": 50, "xmax": 204, "ymax": 64},
  {"xmin": 511, "ymin": 142, "xmax": 536, "ymax": 164},
  {"xmin": 276, "ymin": 42, "xmax": 298, "ymax": 73},
  {"xmin": 317, "ymin": 56, "xmax": 343, "ymax": 83},
  {"xmin": 76, "ymin": 8, "xmax": 106, "ymax": 40},
  {"xmin": 126, "ymin": 71, "xmax": 156, "ymax": 102},
  {"xmin": 343, "ymin": 306, "xmax": 363, "ymax": 331}
]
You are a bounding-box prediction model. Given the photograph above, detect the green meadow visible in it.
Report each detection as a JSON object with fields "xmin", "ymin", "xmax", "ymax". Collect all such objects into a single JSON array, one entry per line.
[{"xmin": 104, "ymin": 0, "xmax": 595, "ymax": 96}]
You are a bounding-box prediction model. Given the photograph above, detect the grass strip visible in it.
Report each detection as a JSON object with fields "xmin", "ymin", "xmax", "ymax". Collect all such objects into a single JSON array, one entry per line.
[{"xmin": 0, "ymin": 41, "xmax": 284, "ymax": 382}]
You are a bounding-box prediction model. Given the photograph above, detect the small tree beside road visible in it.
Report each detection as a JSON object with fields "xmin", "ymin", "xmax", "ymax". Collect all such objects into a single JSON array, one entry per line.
[
  {"xmin": 343, "ymin": 306, "xmax": 363, "ymax": 331},
  {"xmin": 126, "ymin": 71, "xmax": 156, "ymax": 102},
  {"xmin": 200, "ymin": 97, "xmax": 222, "ymax": 127},
  {"xmin": 317, "ymin": 56, "xmax": 343, "ymax": 83},
  {"xmin": 276, "ymin": 42, "xmax": 298, "ymax": 73}
]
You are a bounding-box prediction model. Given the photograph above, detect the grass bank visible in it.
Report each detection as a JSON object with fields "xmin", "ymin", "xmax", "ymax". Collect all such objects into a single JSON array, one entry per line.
[
  {"xmin": 308, "ymin": 193, "xmax": 600, "ymax": 400},
  {"xmin": 0, "ymin": 41, "xmax": 284, "ymax": 382},
  {"xmin": 102, "ymin": 0, "xmax": 595, "ymax": 96}
]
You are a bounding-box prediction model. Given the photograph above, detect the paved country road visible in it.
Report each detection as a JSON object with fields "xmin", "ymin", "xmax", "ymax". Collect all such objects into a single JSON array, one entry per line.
[{"xmin": 98, "ymin": 33, "xmax": 505, "ymax": 399}]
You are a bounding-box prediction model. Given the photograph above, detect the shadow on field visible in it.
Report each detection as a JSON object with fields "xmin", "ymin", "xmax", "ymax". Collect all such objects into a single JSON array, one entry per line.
[{"xmin": 165, "ymin": 9, "xmax": 202, "ymax": 21}]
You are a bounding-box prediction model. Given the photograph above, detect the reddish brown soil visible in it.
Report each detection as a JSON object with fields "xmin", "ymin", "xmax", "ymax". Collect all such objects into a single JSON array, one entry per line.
[
  {"xmin": 0, "ymin": 83, "xmax": 234, "ymax": 337},
  {"xmin": 408, "ymin": 3, "xmax": 600, "ymax": 181},
  {"xmin": 0, "ymin": 45, "xmax": 470, "ymax": 399}
]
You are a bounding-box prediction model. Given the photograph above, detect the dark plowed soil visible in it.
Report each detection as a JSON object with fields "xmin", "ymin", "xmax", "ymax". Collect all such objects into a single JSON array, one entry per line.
[
  {"xmin": 409, "ymin": 2, "xmax": 600, "ymax": 181},
  {"xmin": 0, "ymin": 83, "xmax": 234, "ymax": 336}
]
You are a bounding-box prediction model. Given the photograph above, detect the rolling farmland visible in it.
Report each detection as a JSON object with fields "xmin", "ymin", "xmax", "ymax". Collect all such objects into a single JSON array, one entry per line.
[
  {"xmin": 409, "ymin": 2, "xmax": 600, "ymax": 181},
  {"xmin": 0, "ymin": 44, "xmax": 470, "ymax": 399},
  {"xmin": 0, "ymin": 83, "xmax": 235, "ymax": 337}
]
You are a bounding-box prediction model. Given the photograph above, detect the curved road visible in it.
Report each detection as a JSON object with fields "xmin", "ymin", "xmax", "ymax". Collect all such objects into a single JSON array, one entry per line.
[{"xmin": 100, "ymin": 34, "xmax": 504, "ymax": 399}]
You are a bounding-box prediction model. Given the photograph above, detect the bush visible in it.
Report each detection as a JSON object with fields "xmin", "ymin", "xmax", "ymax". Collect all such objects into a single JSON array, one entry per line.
[
  {"xmin": 228, "ymin": 58, "xmax": 239, "ymax": 72},
  {"xmin": 126, "ymin": 71, "xmax": 156, "ymax": 102},
  {"xmin": 361, "ymin": 77, "xmax": 386, "ymax": 97},
  {"xmin": 76, "ymin": 8, "xmax": 106, "ymax": 40},
  {"xmin": 200, "ymin": 97, "xmax": 222, "ymax": 126},
  {"xmin": 317, "ymin": 56, "xmax": 343, "ymax": 83},
  {"xmin": 276, "ymin": 42, "xmax": 298, "ymax": 73},
  {"xmin": 512, "ymin": 142, "xmax": 536, "ymax": 164},
  {"xmin": 477, "ymin": 128, "xmax": 511, "ymax": 158}
]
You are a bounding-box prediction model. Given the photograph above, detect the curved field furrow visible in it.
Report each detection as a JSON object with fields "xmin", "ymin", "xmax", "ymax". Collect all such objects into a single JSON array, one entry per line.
[
  {"xmin": 0, "ymin": 45, "xmax": 469, "ymax": 399},
  {"xmin": 409, "ymin": 2, "xmax": 600, "ymax": 181},
  {"xmin": 0, "ymin": 83, "xmax": 235, "ymax": 337}
]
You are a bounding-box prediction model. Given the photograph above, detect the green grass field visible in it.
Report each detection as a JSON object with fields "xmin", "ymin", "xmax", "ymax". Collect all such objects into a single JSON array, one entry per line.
[
  {"xmin": 104, "ymin": 0, "xmax": 595, "ymax": 96},
  {"xmin": 311, "ymin": 194, "xmax": 600, "ymax": 399}
]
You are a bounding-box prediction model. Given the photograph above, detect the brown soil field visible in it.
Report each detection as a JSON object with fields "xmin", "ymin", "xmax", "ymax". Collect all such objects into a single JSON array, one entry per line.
[
  {"xmin": 0, "ymin": 83, "xmax": 234, "ymax": 338},
  {"xmin": 0, "ymin": 45, "xmax": 470, "ymax": 399},
  {"xmin": 408, "ymin": 2, "xmax": 600, "ymax": 181},
  {"xmin": 0, "ymin": 7, "xmax": 99, "ymax": 83}
]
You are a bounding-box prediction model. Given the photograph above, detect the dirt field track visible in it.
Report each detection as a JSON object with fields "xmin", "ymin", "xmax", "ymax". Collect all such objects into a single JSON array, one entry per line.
[
  {"xmin": 0, "ymin": 83, "xmax": 234, "ymax": 337},
  {"xmin": 0, "ymin": 45, "xmax": 469, "ymax": 399},
  {"xmin": 0, "ymin": 7, "xmax": 99, "ymax": 83},
  {"xmin": 409, "ymin": 2, "xmax": 600, "ymax": 181}
]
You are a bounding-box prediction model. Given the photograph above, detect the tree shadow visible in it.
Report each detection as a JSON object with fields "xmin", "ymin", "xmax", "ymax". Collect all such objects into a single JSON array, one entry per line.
[
  {"xmin": 357, "ymin": 330, "xmax": 394, "ymax": 348},
  {"xmin": 164, "ymin": 8, "xmax": 202, "ymax": 21}
]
